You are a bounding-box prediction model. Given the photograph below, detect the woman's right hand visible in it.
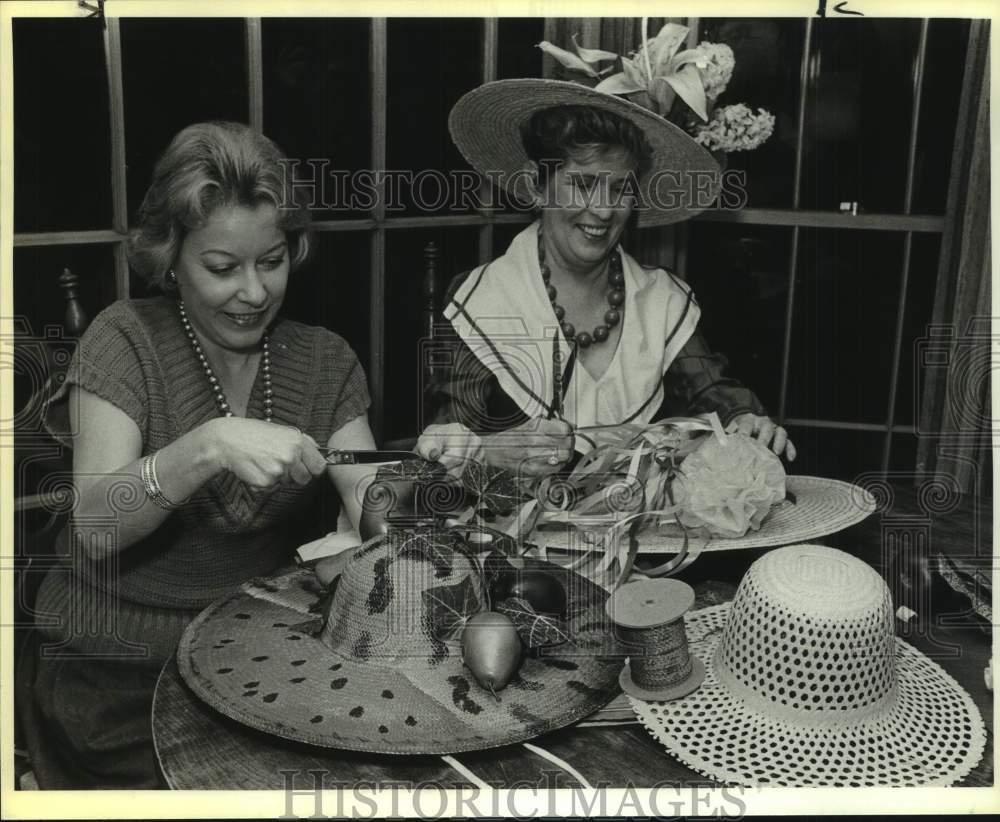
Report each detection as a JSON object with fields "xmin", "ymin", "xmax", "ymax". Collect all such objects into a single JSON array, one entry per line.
[
  {"xmin": 482, "ymin": 418, "xmax": 575, "ymax": 477},
  {"xmin": 204, "ymin": 418, "xmax": 328, "ymax": 488}
]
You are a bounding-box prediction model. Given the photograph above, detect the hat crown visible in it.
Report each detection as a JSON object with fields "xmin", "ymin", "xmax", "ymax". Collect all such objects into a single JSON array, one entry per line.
[
  {"xmin": 715, "ymin": 544, "xmax": 897, "ymax": 720},
  {"xmin": 320, "ymin": 528, "xmax": 483, "ymax": 666}
]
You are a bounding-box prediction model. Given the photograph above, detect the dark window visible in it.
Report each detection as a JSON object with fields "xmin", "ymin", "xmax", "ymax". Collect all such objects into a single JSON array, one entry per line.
[
  {"xmin": 262, "ymin": 18, "xmax": 371, "ymax": 221},
  {"xmin": 121, "ymin": 18, "xmax": 248, "ymax": 222},
  {"xmin": 13, "ymin": 19, "xmax": 112, "ymax": 232},
  {"xmin": 386, "ymin": 19, "xmax": 482, "ymax": 215},
  {"xmin": 685, "ymin": 221, "xmax": 794, "ymax": 415}
]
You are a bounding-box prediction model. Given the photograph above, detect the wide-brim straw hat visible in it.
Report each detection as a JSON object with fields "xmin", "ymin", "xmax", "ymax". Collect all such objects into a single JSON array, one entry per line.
[
  {"xmin": 630, "ymin": 544, "xmax": 986, "ymax": 786},
  {"xmin": 177, "ymin": 527, "xmax": 624, "ymax": 755},
  {"xmin": 448, "ymin": 79, "xmax": 722, "ymax": 227},
  {"xmin": 535, "ymin": 476, "xmax": 877, "ymax": 554}
]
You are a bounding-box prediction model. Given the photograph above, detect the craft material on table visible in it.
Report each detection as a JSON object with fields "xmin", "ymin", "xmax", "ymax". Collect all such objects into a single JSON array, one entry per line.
[
  {"xmin": 605, "ymin": 579, "xmax": 703, "ymax": 701},
  {"xmin": 533, "ymin": 476, "xmax": 876, "ymax": 554},
  {"xmin": 176, "ymin": 529, "xmax": 625, "ymax": 755}
]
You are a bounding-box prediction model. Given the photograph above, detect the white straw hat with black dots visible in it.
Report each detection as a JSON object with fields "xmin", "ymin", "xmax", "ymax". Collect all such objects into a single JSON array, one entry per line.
[{"xmin": 631, "ymin": 544, "xmax": 986, "ymax": 786}]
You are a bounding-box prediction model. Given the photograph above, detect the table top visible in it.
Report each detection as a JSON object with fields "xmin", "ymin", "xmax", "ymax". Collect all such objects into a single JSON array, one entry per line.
[{"xmin": 152, "ymin": 483, "xmax": 994, "ymax": 790}]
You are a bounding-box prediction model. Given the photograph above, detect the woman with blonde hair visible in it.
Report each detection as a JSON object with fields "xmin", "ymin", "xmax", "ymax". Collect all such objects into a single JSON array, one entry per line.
[{"xmin": 25, "ymin": 121, "xmax": 376, "ymax": 788}]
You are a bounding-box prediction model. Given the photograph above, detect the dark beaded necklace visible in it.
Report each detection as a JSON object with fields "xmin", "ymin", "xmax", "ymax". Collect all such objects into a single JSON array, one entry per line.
[{"xmin": 537, "ymin": 228, "xmax": 624, "ymax": 349}]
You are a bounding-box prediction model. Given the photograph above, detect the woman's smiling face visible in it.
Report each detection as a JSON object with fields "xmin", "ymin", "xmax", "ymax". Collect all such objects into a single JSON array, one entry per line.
[
  {"xmin": 174, "ymin": 203, "xmax": 289, "ymax": 355},
  {"xmin": 537, "ymin": 145, "xmax": 638, "ymax": 275}
]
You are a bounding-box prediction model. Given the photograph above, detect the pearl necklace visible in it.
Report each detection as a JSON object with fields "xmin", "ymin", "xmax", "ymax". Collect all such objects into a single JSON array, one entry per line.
[
  {"xmin": 537, "ymin": 228, "xmax": 624, "ymax": 349},
  {"xmin": 178, "ymin": 300, "xmax": 273, "ymax": 421}
]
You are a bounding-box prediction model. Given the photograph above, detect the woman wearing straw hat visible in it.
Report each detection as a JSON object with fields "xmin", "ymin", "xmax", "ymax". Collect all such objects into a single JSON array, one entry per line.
[
  {"xmin": 417, "ymin": 33, "xmax": 796, "ymax": 477},
  {"xmin": 24, "ymin": 122, "xmax": 378, "ymax": 788}
]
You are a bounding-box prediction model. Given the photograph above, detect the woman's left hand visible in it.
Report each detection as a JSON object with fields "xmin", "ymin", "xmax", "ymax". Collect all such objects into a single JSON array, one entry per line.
[{"xmin": 727, "ymin": 413, "xmax": 797, "ymax": 461}]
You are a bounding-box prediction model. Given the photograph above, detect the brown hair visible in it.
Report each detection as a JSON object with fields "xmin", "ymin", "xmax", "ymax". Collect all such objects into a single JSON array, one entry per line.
[{"xmin": 520, "ymin": 104, "xmax": 653, "ymax": 183}]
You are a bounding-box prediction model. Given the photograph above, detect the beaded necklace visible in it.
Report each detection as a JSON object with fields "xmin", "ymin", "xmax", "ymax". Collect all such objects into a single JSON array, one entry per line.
[
  {"xmin": 178, "ymin": 300, "xmax": 273, "ymax": 421},
  {"xmin": 537, "ymin": 227, "xmax": 624, "ymax": 348}
]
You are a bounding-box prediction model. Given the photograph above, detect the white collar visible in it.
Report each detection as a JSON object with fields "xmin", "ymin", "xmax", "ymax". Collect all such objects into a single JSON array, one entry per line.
[{"xmin": 444, "ymin": 221, "xmax": 700, "ymax": 439}]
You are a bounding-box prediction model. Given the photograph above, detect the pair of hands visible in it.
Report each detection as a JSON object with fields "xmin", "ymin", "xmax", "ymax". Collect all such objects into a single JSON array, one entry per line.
[
  {"xmin": 416, "ymin": 412, "xmax": 796, "ymax": 477},
  {"xmin": 416, "ymin": 418, "xmax": 575, "ymax": 479},
  {"xmin": 206, "ymin": 417, "xmax": 329, "ymax": 488}
]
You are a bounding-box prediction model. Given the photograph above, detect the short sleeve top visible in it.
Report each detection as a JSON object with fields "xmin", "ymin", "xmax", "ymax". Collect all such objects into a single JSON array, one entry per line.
[{"xmin": 43, "ymin": 296, "xmax": 371, "ymax": 608}]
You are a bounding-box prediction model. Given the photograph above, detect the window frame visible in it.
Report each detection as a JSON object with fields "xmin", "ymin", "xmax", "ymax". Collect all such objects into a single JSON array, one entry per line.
[{"xmin": 11, "ymin": 15, "xmax": 969, "ymax": 473}]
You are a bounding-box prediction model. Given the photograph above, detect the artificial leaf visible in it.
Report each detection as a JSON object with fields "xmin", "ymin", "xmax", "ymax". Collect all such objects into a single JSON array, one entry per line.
[
  {"xmin": 649, "ymin": 23, "xmax": 690, "ymax": 69},
  {"xmin": 649, "ymin": 76, "xmax": 678, "ymax": 118},
  {"xmin": 594, "ymin": 72, "xmax": 646, "ymax": 95},
  {"xmin": 571, "ymin": 34, "xmax": 620, "ymax": 64},
  {"xmin": 461, "ymin": 461, "xmax": 529, "ymax": 516},
  {"xmin": 421, "ymin": 572, "xmax": 483, "ymax": 641},
  {"xmin": 664, "ymin": 65, "xmax": 708, "ymax": 121},
  {"xmin": 620, "ymin": 55, "xmax": 648, "ymax": 90},
  {"xmin": 393, "ymin": 528, "xmax": 461, "ymax": 579},
  {"xmin": 671, "ymin": 47, "xmax": 709, "ymax": 72},
  {"xmin": 537, "ymin": 40, "xmax": 599, "ymax": 77},
  {"xmin": 496, "ymin": 596, "xmax": 570, "ymax": 648}
]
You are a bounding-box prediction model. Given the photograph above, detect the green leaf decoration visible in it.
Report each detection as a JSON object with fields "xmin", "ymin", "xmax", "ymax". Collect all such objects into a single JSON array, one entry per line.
[
  {"xmin": 620, "ymin": 55, "xmax": 648, "ymax": 90},
  {"xmin": 461, "ymin": 461, "xmax": 530, "ymax": 517},
  {"xmin": 594, "ymin": 71, "xmax": 645, "ymax": 95},
  {"xmin": 421, "ymin": 572, "xmax": 483, "ymax": 641},
  {"xmin": 537, "ymin": 40, "xmax": 600, "ymax": 77},
  {"xmin": 664, "ymin": 64, "xmax": 709, "ymax": 121},
  {"xmin": 648, "ymin": 77, "xmax": 678, "ymax": 118},
  {"xmin": 571, "ymin": 33, "xmax": 620, "ymax": 65},
  {"xmin": 496, "ymin": 596, "xmax": 570, "ymax": 648},
  {"xmin": 393, "ymin": 528, "xmax": 462, "ymax": 579}
]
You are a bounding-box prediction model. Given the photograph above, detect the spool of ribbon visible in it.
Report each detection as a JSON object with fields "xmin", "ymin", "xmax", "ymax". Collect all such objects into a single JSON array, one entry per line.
[{"xmin": 605, "ymin": 578, "xmax": 705, "ymax": 701}]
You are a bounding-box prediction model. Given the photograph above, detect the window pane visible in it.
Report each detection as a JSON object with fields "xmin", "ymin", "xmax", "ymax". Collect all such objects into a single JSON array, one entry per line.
[
  {"xmin": 13, "ymin": 19, "xmax": 112, "ymax": 232},
  {"xmin": 497, "ymin": 18, "xmax": 544, "ymax": 80},
  {"xmin": 386, "ymin": 19, "xmax": 482, "ymax": 216},
  {"xmin": 786, "ymin": 229, "xmax": 904, "ymax": 424},
  {"xmin": 783, "ymin": 426, "xmax": 884, "ymax": 483},
  {"xmin": 895, "ymin": 233, "xmax": 941, "ymax": 426},
  {"xmin": 280, "ymin": 231, "xmax": 372, "ymax": 375},
  {"xmin": 262, "ymin": 18, "xmax": 371, "ymax": 221},
  {"xmin": 889, "ymin": 430, "xmax": 919, "ymax": 474},
  {"xmin": 121, "ymin": 19, "xmax": 248, "ymax": 223},
  {"xmin": 13, "ymin": 244, "xmax": 119, "ymax": 423},
  {"xmin": 384, "ymin": 227, "xmax": 480, "ymax": 441},
  {"xmin": 699, "ymin": 18, "xmax": 806, "ymax": 209},
  {"xmin": 685, "ymin": 221, "xmax": 793, "ymax": 415},
  {"xmin": 913, "ymin": 19, "xmax": 971, "ymax": 214},
  {"xmin": 800, "ymin": 19, "xmax": 922, "ymax": 214}
]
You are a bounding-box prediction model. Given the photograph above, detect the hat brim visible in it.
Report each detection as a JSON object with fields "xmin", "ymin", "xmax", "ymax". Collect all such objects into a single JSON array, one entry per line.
[
  {"xmin": 534, "ymin": 476, "xmax": 876, "ymax": 554},
  {"xmin": 448, "ymin": 79, "xmax": 721, "ymax": 227},
  {"xmin": 629, "ymin": 602, "xmax": 987, "ymax": 787},
  {"xmin": 177, "ymin": 560, "xmax": 624, "ymax": 755}
]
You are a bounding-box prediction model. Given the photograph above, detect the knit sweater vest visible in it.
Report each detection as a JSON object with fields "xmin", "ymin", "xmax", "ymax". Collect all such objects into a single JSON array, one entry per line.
[{"xmin": 35, "ymin": 297, "xmax": 370, "ymax": 659}]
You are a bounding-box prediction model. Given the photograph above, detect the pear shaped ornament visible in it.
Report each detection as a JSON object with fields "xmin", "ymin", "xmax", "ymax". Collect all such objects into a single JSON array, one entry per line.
[{"xmin": 461, "ymin": 611, "xmax": 523, "ymax": 701}]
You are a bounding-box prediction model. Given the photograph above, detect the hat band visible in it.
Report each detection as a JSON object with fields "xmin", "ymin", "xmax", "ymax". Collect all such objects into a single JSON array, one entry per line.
[{"xmin": 711, "ymin": 643, "xmax": 901, "ymax": 728}]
